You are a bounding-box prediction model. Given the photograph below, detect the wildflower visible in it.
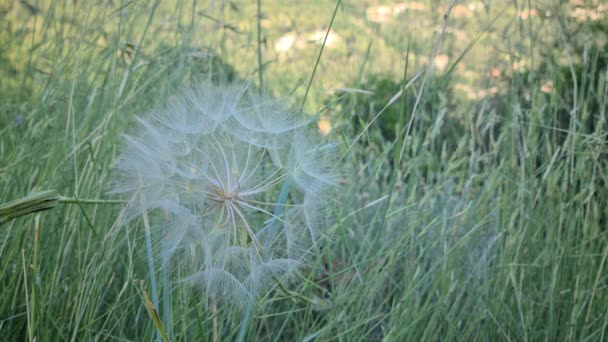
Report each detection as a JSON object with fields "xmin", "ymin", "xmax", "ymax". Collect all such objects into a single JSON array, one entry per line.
[{"xmin": 111, "ymin": 82, "xmax": 337, "ymax": 308}]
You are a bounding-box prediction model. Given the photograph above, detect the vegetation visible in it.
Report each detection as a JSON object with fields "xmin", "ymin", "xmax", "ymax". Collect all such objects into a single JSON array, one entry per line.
[{"xmin": 1, "ymin": 0, "xmax": 607, "ymax": 340}]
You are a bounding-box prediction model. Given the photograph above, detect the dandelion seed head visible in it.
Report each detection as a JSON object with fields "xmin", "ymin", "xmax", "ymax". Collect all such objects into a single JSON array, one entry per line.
[{"xmin": 111, "ymin": 81, "xmax": 338, "ymax": 308}]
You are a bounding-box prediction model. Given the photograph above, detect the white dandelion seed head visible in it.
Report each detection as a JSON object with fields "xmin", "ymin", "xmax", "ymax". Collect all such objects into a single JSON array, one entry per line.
[{"xmin": 111, "ymin": 81, "xmax": 338, "ymax": 308}]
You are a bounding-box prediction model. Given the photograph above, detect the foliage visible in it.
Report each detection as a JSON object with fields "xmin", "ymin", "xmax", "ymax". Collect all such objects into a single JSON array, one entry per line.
[{"xmin": 1, "ymin": 1, "xmax": 607, "ymax": 341}]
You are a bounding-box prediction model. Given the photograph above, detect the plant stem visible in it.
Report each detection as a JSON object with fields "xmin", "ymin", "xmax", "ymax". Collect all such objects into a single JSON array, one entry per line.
[
  {"xmin": 140, "ymin": 193, "xmax": 161, "ymax": 342},
  {"xmin": 142, "ymin": 281, "xmax": 170, "ymax": 342},
  {"xmin": 58, "ymin": 196, "xmax": 126, "ymax": 204},
  {"xmin": 162, "ymin": 209, "xmax": 171, "ymax": 339},
  {"xmin": 275, "ymin": 278, "xmax": 316, "ymax": 306},
  {"xmin": 236, "ymin": 303, "xmax": 253, "ymax": 342},
  {"xmin": 256, "ymin": 0, "xmax": 263, "ymax": 89},
  {"xmin": 30, "ymin": 214, "xmax": 40, "ymax": 341},
  {"xmin": 212, "ymin": 298, "xmax": 218, "ymax": 342},
  {"xmin": 299, "ymin": 0, "xmax": 342, "ymax": 113}
]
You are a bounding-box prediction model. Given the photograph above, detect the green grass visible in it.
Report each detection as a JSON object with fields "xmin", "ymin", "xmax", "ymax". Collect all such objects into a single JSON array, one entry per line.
[{"xmin": 1, "ymin": 0, "xmax": 607, "ymax": 340}]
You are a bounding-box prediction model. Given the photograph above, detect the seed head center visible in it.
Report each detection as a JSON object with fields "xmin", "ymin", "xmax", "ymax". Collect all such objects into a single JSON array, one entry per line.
[{"xmin": 209, "ymin": 183, "xmax": 242, "ymax": 204}]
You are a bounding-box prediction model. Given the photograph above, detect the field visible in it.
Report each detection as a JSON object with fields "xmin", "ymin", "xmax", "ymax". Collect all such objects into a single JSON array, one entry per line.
[{"xmin": 1, "ymin": 0, "xmax": 607, "ymax": 340}]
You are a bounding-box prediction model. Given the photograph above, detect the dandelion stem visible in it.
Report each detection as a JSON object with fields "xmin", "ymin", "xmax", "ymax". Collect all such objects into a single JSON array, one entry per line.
[
  {"xmin": 237, "ymin": 303, "xmax": 253, "ymax": 342},
  {"xmin": 139, "ymin": 193, "xmax": 161, "ymax": 342},
  {"xmin": 261, "ymin": 178, "xmax": 319, "ymax": 306}
]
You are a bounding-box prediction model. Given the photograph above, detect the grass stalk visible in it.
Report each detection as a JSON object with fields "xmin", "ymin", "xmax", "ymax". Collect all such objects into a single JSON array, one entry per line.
[
  {"xmin": 162, "ymin": 209, "xmax": 172, "ymax": 339},
  {"xmin": 257, "ymin": 0, "xmax": 264, "ymax": 89},
  {"xmin": 212, "ymin": 298, "xmax": 218, "ymax": 342},
  {"xmin": 299, "ymin": 0, "xmax": 342, "ymax": 113},
  {"xmin": 142, "ymin": 281, "xmax": 170, "ymax": 342}
]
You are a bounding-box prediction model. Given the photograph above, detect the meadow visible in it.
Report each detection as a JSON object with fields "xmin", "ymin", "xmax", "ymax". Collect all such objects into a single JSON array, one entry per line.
[{"xmin": 1, "ymin": 0, "xmax": 607, "ymax": 340}]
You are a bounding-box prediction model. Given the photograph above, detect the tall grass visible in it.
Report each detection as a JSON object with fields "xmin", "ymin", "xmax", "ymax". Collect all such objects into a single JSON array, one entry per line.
[{"xmin": 1, "ymin": 1, "xmax": 607, "ymax": 340}]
